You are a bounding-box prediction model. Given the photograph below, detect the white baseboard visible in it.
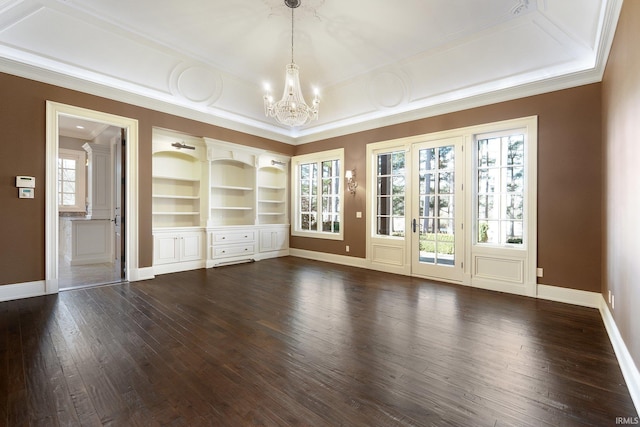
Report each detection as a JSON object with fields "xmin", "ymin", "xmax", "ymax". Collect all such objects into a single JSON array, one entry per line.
[
  {"xmin": 0, "ymin": 280, "xmax": 46, "ymax": 302},
  {"xmin": 536, "ymin": 284, "xmax": 602, "ymax": 308},
  {"xmin": 153, "ymin": 260, "xmax": 205, "ymax": 276},
  {"xmin": 289, "ymin": 249, "xmax": 368, "ymax": 269},
  {"xmin": 255, "ymin": 249, "xmax": 290, "ymax": 261},
  {"xmin": 600, "ymin": 296, "xmax": 640, "ymax": 413},
  {"xmin": 129, "ymin": 266, "xmax": 155, "ymax": 282},
  {"xmin": 471, "ymin": 277, "xmax": 534, "ymax": 297}
]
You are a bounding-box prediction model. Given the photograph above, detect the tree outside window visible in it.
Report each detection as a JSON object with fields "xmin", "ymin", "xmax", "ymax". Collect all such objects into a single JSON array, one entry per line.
[
  {"xmin": 376, "ymin": 151, "xmax": 405, "ymax": 237},
  {"xmin": 476, "ymin": 134, "xmax": 525, "ymax": 245},
  {"xmin": 292, "ymin": 148, "xmax": 344, "ymax": 240}
]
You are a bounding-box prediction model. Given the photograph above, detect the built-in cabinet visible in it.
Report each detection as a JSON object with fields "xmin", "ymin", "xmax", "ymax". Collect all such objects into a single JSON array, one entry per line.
[
  {"xmin": 152, "ymin": 129, "xmax": 290, "ymax": 274},
  {"xmin": 258, "ymin": 226, "xmax": 289, "ymax": 253},
  {"xmin": 152, "ymin": 129, "xmax": 207, "ymax": 273},
  {"xmin": 153, "ymin": 229, "xmax": 204, "ymax": 274}
]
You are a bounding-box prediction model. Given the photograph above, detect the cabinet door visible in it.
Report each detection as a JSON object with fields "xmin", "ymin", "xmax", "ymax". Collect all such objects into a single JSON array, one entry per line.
[
  {"xmin": 154, "ymin": 234, "xmax": 180, "ymax": 265},
  {"xmin": 181, "ymin": 232, "xmax": 203, "ymax": 262},
  {"xmin": 259, "ymin": 228, "xmax": 288, "ymax": 252}
]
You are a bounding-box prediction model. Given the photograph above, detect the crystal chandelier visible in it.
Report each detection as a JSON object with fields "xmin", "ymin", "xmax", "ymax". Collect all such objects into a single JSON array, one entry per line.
[{"xmin": 263, "ymin": 0, "xmax": 320, "ymax": 127}]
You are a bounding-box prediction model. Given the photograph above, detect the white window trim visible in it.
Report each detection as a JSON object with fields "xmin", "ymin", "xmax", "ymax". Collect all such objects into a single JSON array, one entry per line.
[
  {"xmin": 291, "ymin": 148, "xmax": 344, "ymax": 241},
  {"xmin": 58, "ymin": 148, "xmax": 86, "ymax": 213}
]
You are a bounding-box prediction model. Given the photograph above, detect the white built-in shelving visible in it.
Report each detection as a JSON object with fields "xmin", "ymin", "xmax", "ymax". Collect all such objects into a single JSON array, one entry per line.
[
  {"xmin": 208, "ymin": 155, "xmax": 256, "ymax": 227},
  {"xmin": 151, "ymin": 129, "xmax": 207, "ymax": 274},
  {"xmin": 152, "ymin": 130, "xmax": 290, "ymax": 272},
  {"xmin": 151, "ymin": 138, "xmax": 205, "ymax": 229},
  {"xmin": 257, "ymin": 154, "xmax": 288, "ymax": 225}
]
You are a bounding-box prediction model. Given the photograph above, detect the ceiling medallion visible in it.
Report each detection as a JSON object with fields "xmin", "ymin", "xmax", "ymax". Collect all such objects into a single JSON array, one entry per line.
[{"xmin": 263, "ymin": 0, "xmax": 320, "ymax": 127}]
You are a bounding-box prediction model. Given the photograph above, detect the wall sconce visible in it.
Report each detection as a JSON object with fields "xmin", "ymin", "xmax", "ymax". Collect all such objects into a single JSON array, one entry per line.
[{"xmin": 345, "ymin": 169, "xmax": 358, "ymax": 194}]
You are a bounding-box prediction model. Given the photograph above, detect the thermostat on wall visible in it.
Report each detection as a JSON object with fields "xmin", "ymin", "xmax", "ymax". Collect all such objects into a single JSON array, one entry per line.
[
  {"xmin": 19, "ymin": 188, "xmax": 34, "ymax": 199},
  {"xmin": 16, "ymin": 176, "xmax": 36, "ymax": 188}
]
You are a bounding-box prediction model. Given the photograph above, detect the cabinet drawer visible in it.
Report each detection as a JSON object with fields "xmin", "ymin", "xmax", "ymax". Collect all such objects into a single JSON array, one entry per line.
[
  {"xmin": 212, "ymin": 230, "xmax": 255, "ymax": 243},
  {"xmin": 213, "ymin": 243, "xmax": 255, "ymax": 258}
]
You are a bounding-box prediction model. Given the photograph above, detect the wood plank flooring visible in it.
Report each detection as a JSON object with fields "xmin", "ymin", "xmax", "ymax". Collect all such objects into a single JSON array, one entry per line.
[{"xmin": 1, "ymin": 257, "xmax": 637, "ymax": 426}]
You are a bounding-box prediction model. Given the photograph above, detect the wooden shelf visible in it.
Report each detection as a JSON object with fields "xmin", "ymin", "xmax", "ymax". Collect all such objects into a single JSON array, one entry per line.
[
  {"xmin": 258, "ymin": 185, "xmax": 285, "ymax": 190},
  {"xmin": 258, "ymin": 199, "xmax": 284, "ymax": 204}
]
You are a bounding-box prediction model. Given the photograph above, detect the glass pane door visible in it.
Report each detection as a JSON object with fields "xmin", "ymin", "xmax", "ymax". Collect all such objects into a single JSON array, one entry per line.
[{"xmin": 411, "ymin": 138, "xmax": 463, "ymax": 282}]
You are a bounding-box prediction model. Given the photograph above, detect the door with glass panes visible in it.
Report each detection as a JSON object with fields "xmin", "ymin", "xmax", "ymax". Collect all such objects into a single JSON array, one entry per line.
[{"xmin": 411, "ymin": 138, "xmax": 464, "ymax": 282}]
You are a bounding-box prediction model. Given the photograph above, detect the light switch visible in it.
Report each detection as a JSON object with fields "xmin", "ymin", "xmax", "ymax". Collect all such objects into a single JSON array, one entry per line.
[{"xmin": 356, "ymin": 211, "xmax": 362, "ymax": 218}]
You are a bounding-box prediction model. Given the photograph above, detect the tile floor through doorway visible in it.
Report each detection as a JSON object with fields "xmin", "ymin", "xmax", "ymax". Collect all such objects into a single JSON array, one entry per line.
[{"xmin": 58, "ymin": 258, "xmax": 122, "ymax": 289}]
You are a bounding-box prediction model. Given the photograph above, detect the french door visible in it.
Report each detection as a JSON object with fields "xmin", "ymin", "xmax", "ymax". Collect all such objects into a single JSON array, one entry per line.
[{"xmin": 411, "ymin": 137, "xmax": 464, "ymax": 282}]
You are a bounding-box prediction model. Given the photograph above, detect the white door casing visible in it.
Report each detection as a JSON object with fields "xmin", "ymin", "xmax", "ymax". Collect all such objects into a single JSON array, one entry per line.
[{"xmin": 46, "ymin": 101, "xmax": 140, "ymax": 294}]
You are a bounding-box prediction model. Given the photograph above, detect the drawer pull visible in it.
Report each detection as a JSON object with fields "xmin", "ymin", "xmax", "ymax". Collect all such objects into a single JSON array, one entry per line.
[{"xmin": 222, "ymin": 237, "xmax": 226, "ymax": 240}]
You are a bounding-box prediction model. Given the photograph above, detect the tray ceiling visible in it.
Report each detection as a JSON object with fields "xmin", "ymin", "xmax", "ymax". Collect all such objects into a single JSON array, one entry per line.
[{"xmin": 0, "ymin": 0, "xmax": 622, "ymax": 144}]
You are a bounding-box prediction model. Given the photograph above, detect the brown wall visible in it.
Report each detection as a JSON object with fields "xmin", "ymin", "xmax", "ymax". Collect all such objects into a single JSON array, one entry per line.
[
  {"xmin": 292, "ymin": 84, "xmax": 603, "ymax": 293},
  {"xmin": 0, "ymin": 71, "xmax": 603, "ymax": 293},
  {"xmin": 602, "ymin": 0, "xmax": 640, "ymax": 371},
  {"xmin": 0, "ymin": 73, "xmax": 294, "ymax": 286}
]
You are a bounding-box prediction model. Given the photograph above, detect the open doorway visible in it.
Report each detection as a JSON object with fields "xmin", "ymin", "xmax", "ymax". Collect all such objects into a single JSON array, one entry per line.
[
  {"xmin": 46, "ymin": 101, "xmax": 140, "ymax": 295},
  {"xmin": 57, "ymin": 116, "xmax": 125, "ymax": 289}
]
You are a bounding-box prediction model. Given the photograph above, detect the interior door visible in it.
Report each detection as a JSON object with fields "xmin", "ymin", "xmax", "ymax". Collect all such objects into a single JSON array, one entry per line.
[{"xmin": 411, "ymin": 137, "xmax": 464, "ymax": 282}]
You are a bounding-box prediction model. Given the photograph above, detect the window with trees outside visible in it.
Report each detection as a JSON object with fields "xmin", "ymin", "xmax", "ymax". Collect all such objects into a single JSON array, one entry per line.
[
  {"xmin": 58, "ymin": 148, "xmax": 86, "ymax": 212},
  {"xmin": 291, "ymin": 148, "xmax": 344, "ymax": 240},
  {"xmin": 476, "ymin": 133, "xmax": 525, "ymax": 245},
  {"xmin": 376, "ymin": 150, "xmax": 406, "ymax": 237}
]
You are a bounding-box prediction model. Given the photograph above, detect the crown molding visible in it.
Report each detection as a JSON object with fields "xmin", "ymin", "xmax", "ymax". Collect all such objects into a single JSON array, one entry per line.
[{"xmin": 0, "ymin": 0, "xmax": 621, "ymax": 146}]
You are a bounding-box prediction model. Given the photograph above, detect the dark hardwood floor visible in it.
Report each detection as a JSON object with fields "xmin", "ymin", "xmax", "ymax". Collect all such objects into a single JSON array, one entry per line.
[{"xmin": 1, "ymin": 257, "xmax": 637, "ymax": 426}]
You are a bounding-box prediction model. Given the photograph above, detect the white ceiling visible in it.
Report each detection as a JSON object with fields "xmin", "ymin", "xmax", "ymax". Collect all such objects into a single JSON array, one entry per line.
[
  {"xmin": 58, "ymin": 114, "xmax": 116, "ymax": 140},
  {"xmin": 0, "ymin": 0, "xmax": 622, "ymax": 144}
]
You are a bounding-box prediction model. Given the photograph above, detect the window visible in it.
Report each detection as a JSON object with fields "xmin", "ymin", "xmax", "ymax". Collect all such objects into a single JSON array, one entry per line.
[
  {"xmin": 475, "ymin": 132, "xmax": 525, "ymax": 245},
  {"xmin": 375, "ymin": 150, "xmax": 406, "ymax": 237},
  {"xmin": 58, "ymin": 148, "xmax": 86, "ymax": 212},
  {"xmin": 291, "ymin": 148, "xmax": 344, "ymax": 240}
]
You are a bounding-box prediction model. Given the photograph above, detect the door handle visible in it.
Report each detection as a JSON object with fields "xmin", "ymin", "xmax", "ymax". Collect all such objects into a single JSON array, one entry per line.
[{"xmin": 412, "ymin": 218, "xmax": 417, "ymax": 233}]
